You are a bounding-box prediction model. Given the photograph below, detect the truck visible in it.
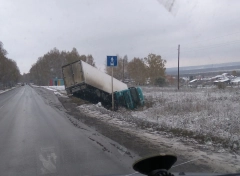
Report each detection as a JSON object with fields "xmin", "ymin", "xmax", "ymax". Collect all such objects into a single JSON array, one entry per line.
[{"xmin": 62, "ymin": 60, "xmax": 144, "ymax": 110}]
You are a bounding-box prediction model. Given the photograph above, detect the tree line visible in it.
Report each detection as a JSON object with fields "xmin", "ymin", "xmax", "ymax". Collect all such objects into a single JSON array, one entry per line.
[
  {"xmin": 0, "ymin": 41, "xmax": 20, "ymax": 89},
  {"xmin": 106, "ymin": 53, "xmax": 166, "ymax": 86},
  {"xmin": 29, "ymin": 47, "xmax": 166, "ymax": 86},
  {"xmin": 29, "ymin": 48, "xmax": 95, "ymax": 85}
]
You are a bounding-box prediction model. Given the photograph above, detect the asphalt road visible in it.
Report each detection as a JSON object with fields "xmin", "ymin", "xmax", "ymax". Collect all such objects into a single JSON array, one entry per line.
[{"xmin": 0, "ymin": 86, "xmax": 134, "ymax": 176}]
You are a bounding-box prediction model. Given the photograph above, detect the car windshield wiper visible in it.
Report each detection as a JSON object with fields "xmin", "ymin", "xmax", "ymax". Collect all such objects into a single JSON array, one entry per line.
[
  {"xmin": 128, "ymin": 155, "xmax": 240, "ymax": 176},
  {"xmin": 217, "ymin": 173, "xmax": 240, "ymax": 176}
]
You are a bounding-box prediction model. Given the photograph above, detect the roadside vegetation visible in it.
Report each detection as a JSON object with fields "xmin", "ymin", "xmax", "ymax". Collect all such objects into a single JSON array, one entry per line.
[
  {"xmin": 28, "ymin": 48, "xmax": 96, "ymax": 86},
  {"xmin": 105, "ymin": 53, "xmax": 166, "ymax": 86},
  {"xmin": 136, "ymin": 87, "xmax": 240, "ymax": 151},
  {"xmin": 28, "ymin": 47, "xmax": 167, "ymax": 88},
  {"xmin": 0, "ymin": 41, "xmax": 21, "ymax": 89},
  {"xmin": 73, "ymin": 86, "xmax": 240, "ymax": 153}
]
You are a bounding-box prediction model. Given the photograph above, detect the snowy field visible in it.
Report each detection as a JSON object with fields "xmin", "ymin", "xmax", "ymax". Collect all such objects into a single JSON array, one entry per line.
[
  {"xmin": 137, "ymin": 87, "xmax": 240, "ymax": 144},
  {"xmin": 77, "ymin": 86, "xmax": 240, "ymax": 151},
  {"xmin": 40, "ymin": 85, "xmax": 240, "ymax": 151},
  {"xmin": 75, "ymin": 86, "xmax": 240, "ymax": 172}
]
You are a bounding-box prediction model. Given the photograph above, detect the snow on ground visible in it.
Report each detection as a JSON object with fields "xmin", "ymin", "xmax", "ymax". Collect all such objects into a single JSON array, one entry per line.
[
  {"xmin": 40, "ymin": 86, "xmax": 68, "ymax": 97},
  {"xmin": 78, "ymin": 86, "xmax": 240, "ymax": 147},
  {"xmin": 36, "ymin": 84, "xmax": 240, "ymax": 149},
  {"xmin": 136, "ymin": 87, "xmax": 240, "ymax": 143},
  {"xmin": 44, "ymin": 85, "xmax": 65, "ymax": 91},
  {"xmin": 0, "ymin": 87, "xmax": 16, "ymax": 94},
  {"xmin": 232, "ymin": 77, "xmax": 240, "ymax": 83},
  {"xmin": 77, "ymin": 103, "xmax": 240, "ymax": 172},
  {"xmin": 76, "ymin": 86, "xmax": 240, "ymax": 172},
  {"xmin": 32, "ymin": 84, "xmax": 240, "ymax": 171}
]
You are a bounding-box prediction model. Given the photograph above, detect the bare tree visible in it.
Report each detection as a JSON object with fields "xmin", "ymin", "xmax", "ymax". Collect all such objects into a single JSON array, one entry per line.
[
  {"xmin": 122, "ymin": 55, "xmax": 129, "ymax": 80},
  {"xmin": 86, "ymin": 54, "xmax": 96, "ymax": 67}
]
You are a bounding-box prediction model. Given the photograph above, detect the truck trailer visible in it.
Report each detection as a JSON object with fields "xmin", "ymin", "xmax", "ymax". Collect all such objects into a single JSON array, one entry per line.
[{"xmin": 62, "ymin": 60, "xmax": 144, "ymax": 110}]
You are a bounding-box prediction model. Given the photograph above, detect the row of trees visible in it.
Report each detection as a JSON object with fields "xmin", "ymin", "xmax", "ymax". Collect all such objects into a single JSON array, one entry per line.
[
  {"xmin": 29, "ymin": 48, "xmax": 95, "ymax": 85},
  {"xmin": 29, "ymin": 47, "xmax": 166, "ymax": 86},
  {"xmin": 0, "ymin": 41, "xmax": 20, "ymax": 89},
  {"xmin": 106, "ymin": 54, "xmax": 166, "ymax": 85}
]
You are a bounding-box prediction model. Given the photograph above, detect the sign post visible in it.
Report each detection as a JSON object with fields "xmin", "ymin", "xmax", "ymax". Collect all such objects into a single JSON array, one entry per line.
[
  {"xmin": 107, "ymin": 56, "xmax": 118, "ymax": 110},
  {"xmin": 112, "ymin": 67, "xmax": 113, "ymax": 110}
]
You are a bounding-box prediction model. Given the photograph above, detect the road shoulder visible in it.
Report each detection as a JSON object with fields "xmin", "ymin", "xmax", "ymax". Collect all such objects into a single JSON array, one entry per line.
[{"xmin": 33, "ymin": 86, "xmax": 239, "ymax": 173}]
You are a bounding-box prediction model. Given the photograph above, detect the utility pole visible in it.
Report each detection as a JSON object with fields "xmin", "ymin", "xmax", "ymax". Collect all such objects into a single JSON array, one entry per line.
[
  {"xmin": 122, "ymin": 58, "xmax": 124, "ymax": 82},
  {"xmin": 178, "ymin": 44, "xmax": 180, "ymax": 90}
]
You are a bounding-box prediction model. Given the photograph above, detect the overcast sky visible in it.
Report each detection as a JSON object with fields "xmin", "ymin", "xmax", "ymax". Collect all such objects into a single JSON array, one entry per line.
[{"xmin": 1, "ymin": 0, "xmax": 240, "ymax": 74}]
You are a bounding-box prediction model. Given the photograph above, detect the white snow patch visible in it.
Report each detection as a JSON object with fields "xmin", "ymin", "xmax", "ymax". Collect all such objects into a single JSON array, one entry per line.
[
  {"xmin": 189, "ymin": 79, "xmax": 197, "ymax": 83},
  {"xmin": 42, "ymin": 86, "xmax": 65, "ymax": 91},
  {"xmin": 41, "ymin": 86, "xmax": 68, "ymax": 97},
  {"xmin": 139, "ymin": 87, "xmax": 240, "ymax": 141},
  {"xmin": 0, "ymin": 87, "xmax": 16, "ymax": 94},
  {"xmin": 231, "ymin": 77, "xmax": 240, "ymax": 83}
]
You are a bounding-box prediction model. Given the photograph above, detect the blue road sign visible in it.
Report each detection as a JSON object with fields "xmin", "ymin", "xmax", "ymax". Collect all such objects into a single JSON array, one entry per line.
[{"xmin": 107, "ymin": 56, "xmax": 118, "ymax": 67}]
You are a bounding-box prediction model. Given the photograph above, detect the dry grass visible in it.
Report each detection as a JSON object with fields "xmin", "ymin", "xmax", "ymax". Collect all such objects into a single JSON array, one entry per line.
[{"xmin": 139, "ymin": 86, "xmax": 240, "ymax": 151}]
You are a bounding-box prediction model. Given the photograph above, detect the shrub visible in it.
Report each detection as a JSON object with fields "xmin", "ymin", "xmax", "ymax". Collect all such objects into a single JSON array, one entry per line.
[
  {"xmin": 217, "ymin": 82, "xmax": 226, "ymax": 89},
  {"xmin": 155, "ymin": 77, "xmax": 165, "ymax": 87}
]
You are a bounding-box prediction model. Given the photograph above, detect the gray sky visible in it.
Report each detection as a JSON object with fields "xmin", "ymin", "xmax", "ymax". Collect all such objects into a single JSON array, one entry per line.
[{"xmin": 1, "ymin": 0, "xmax": 240, "ymax": 74}]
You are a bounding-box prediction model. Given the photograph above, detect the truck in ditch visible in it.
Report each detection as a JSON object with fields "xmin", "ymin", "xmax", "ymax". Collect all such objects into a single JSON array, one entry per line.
[{"xmin": 62, "ymin": 60, "xmax": 144, "ymax": 110}]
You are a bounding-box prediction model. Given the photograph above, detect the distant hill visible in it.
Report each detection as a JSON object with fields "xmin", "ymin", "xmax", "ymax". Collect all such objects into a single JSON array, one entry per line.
[{"xmin": 166, "ymin": 62, "xmax": 240, "ymax": 76}]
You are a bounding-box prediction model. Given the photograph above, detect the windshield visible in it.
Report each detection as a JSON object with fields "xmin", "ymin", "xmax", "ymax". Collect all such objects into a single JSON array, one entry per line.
[{"xmin": 1, "ymin": 0, "xmax": 240, "ymax": 175}]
